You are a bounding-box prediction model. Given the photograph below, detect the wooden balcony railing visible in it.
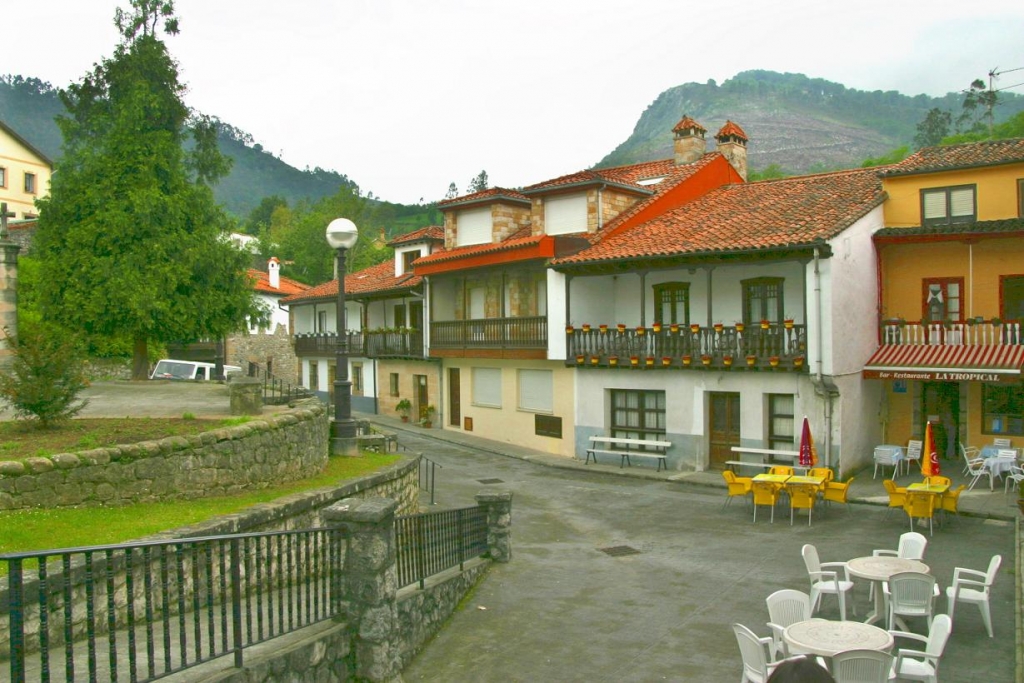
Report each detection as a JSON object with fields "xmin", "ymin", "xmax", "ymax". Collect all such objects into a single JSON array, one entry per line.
[
  {"xmin": 430, "ymin": 316, "xmax": 547, "ymax": 349},
  {"xmin": 564, "ymin": 323, "xmax": 807, "ymax": 371},
  {"xmin": 294, "ymin": 331, "xmax": 425, "ymax": 358},
  {"xmin": 880, "ymin": 319, "xmax": 1022, "ymax": 346}
]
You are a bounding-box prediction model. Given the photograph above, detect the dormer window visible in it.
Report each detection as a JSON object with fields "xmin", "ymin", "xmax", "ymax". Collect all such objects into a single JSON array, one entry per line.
[
  {"xmin": 544, "ymin": 192, "xmax": 587, "ymax": 235},
  {"xmin": 921, "ymin": 185, "xmax": 975, "ymax": 225},
  {"xmin": 402, "ymin": 250, "xmax": 419, "ymax": 275},
  {"xmin": 456, "ymin": 207, "xmax": 492, "ymax": 246},
  {"xmin": 636, "ymin": 176, "xmax": 666, "ymax": 186}
]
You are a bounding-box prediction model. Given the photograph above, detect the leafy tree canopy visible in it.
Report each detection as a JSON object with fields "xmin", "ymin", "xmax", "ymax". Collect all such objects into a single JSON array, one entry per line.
[
  {"xmin": 861, "ymin": 146, "xmax": 909, "ymax": 168},
  {"xmin": 467, "ymin": 170, "xmax": 489, "ymax": 194},
  {"xmin": 32, "ymin": 0, "xmax": 263, "ymax": 380}
]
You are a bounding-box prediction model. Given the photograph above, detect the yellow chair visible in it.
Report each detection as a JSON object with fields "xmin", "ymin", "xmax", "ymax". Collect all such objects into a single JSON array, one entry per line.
[
  {"xmin": 769, "ymin": 465, "xmax": 794, "ymax": 476},
  {"xmin": 721, "ymin": 470, "xmax": 753, "ymax": 508},
  {"xmin": 926, "ymin": 475, "xmax": 951, "ymax": 489},
  {"xmin": 809, "ymin": 467, "xmax": 834, "ymax": 494},
  {"xmin": 884, "ymin": 479, "xmax": 907, "ymax": 520},
  {"xmin": 823, "ymin": 477, "xmax": 854, "ymax": 513},
  {"xmin": 903, "ymin": 491, "xmax": 937, "ymax": 536},
  {"xmin": 788, "ymin": 483, "xmax": 818, "ymax": 526},
  {"xmin": 939, "ymin": 484, "xmax": 967, "ymax": 523},
  {"xmin": 752, "ymin": 481, "xmax": 781, "ymax": 523}
]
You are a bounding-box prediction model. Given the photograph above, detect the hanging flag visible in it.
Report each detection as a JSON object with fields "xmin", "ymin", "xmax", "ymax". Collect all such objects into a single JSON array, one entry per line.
[
  {"xmin": 921, "ymin": 421, "xmax": 940, "ymax": 477},
  {"xmin": 798, "ymin": 416, "xmax": 817, "ymax": 467}
]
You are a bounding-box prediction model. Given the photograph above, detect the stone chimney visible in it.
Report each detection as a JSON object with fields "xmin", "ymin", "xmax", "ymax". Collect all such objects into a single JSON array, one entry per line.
[
  {"xmin": 268, "ymin": 256, "xmax": 280, "ymax": 290},
  {"xmin": 715, "ymin": 120, "xmax": 749, "ymax": 181},
  {"xmin": 672, "ymin": 116, "xmax": 707, "ymax": 165}
]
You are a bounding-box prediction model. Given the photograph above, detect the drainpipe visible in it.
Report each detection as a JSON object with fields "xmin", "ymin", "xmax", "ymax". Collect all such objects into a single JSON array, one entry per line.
[
  {"xmin": 811, "ymin": 246, "xmax": 838, "ymax": 470},
  {"xmin": 639, "ymin": 271, "xmax": 647, "ymax": 327},
  {"xmin": 597, "ymin": 184, "xmax": 606, "ymax": 230}
]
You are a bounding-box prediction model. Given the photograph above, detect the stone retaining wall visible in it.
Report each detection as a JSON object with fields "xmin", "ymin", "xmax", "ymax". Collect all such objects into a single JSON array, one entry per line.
[{"xmin": 0, "ymin": 399, "xmax": 329, "ymax": 510}]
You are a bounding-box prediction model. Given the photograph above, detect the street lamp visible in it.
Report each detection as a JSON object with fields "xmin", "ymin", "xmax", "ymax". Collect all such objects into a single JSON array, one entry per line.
[{"xmin": 326, "ymin": 218, "xmax": 359, "ymax": 452}]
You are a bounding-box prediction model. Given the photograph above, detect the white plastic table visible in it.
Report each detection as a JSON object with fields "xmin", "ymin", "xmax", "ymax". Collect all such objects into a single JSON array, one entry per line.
[
  {"xmin": 783, "ymin": 618, "xmax": 893, "ymax": 658},
  {"xmin": 847, "ymin": 556, "xmax": 929, "ymax": 626}
]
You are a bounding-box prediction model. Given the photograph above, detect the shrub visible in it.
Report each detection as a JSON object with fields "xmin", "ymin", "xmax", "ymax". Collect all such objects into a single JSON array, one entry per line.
[{"xmin": 0, "ymin": 323, "xmax": 89, "ymax": 427}]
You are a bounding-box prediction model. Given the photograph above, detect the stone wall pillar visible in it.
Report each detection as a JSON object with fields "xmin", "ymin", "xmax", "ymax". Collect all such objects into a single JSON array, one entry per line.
[
  {"xmin": 475, "ymin": 491, "xmax": 513, "ymax": 563},
  {"xmin": 228, "ymin": 376, "xmax": 263, "ymax": 415},
  {"xmin": 324, "ymin": 497, "xmax": 400, "ymax": 682},
  {"xmin": 0, "ymin": 241, "xmax": 20, "ymax": 369}
]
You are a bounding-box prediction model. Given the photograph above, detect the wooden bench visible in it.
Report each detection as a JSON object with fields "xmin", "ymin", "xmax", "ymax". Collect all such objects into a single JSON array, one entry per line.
[{"xmin": 586, "ymin": 436, "xmax": 672, "ymax": 471}]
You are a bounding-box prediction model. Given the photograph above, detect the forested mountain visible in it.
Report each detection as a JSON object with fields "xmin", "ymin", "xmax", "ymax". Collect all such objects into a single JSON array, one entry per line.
[
  {"xmin": 5, "ymin": 70, "xmax": 1023, "ymax": 220},
  {"xmin": 598, "ymin": 70, "xmax": 1024, "ymax": 174}
]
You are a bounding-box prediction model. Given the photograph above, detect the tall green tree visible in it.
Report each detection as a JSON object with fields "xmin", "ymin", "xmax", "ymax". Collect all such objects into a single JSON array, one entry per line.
[
  {"xmin": 914, "ymin": 108, "xmax": 952, "ymax": 149},
  {"xmin": 467, "ymin": 170, "xmax": 489, "ymax": 193},
  {"xmin": 33, "ymin": 1, "xmax": 263, "ymax": 380}
]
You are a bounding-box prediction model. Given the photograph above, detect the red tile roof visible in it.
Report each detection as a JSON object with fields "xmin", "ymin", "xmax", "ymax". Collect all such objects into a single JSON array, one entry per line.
[
  {"xmin": 880, "ymin": 138, "xmax": 1024, "ymax": 177},
  {"xmin": 280, "ymin": 259, "xmax": 423, "ymax": 305},
  {"xmin": 672, "ymin": 116, "xmax": 706, "ymax": 134},
  {"xmin": 413, "ymin": 233, "xmax": 547, "ymax": 268},
  {"xmin": 522, "ymin": 158, "xmax": 683, "ymax": 194},
  {"xmin": 552, "ymin": 167, "xmax": 888, "ymax": 266},
  {"xmin": 388, "ymin": 225, "xmax": 444, "ymax": 246},
  {"xmin": 715, "ymin": 120, "xmax": 748, "ymax": 141},
  {"xmin": 247, "ymin": 269, "xmax": 310, "ymax": 296},
  {"xmin": 437, "ymin": 187, "xmax": 530, "ymax": 209}
]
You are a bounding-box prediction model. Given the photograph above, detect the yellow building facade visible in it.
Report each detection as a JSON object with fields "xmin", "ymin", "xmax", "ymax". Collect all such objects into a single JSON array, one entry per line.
[
  {"xmin": 865, "ymin": 139, "xmax": 1024, "ymax": 456},
  {"xmin": 0, "ymin": 120, "xmax": 52, "ymax": 220}
]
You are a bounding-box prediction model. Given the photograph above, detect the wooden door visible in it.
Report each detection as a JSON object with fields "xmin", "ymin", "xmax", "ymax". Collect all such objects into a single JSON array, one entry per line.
[
  {"xmin": 414, "ymin": 374, "xmax": 428, "ymax": 421},
  {"xmin": 449, "ymin": 368, "xmax": 461, "ymax": 427},
  {"xmin": 709, "ymin": 392, "xmax": 741, "ymax": 470},
  {"xmin": 923, "ymin": 381, "xmax": 959, "ymax": 460}
]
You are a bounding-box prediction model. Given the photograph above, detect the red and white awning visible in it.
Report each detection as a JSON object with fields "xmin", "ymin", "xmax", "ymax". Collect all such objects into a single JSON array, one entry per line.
[{"xmin": 863, "ymin": 344, "xmax": 1024, "ymax": 382}]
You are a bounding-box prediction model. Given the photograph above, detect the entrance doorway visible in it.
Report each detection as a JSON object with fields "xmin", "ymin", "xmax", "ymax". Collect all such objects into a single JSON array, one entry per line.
[
  {"xmin": 923, "ymin": 382, "xmax": 959, "ymax": 460},
  {"xmin": 448, "ymin": 368, "xmax": 461, "ymax": 427},
  {"xmin": 414, "ymin": 374, "xmax": 428, "ymax": 422},
  {"xmin": 709, "ymin": 392, "xmax": 741, "ymax": 470}
]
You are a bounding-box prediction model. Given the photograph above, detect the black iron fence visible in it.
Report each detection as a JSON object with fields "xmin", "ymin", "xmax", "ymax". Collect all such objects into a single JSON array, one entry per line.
[
  {"xmin": 245, "ymin": 363, "xmax": 313, "ymax": 405},
  {"xmin": 395, "ymin": 507, "xmax": 488, "ymax": 590},
  {"xmin": 2, "ymin": 504, "xmax": 491, "ymax": 682}
]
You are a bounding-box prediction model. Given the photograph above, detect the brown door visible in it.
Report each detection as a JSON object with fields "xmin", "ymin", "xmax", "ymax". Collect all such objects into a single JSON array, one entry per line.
[
  {"xmin": 449, "ymin": 368, "xmax": 461, "ymax": 427},
  {"xmin": 414, "ymin": 374, "xmax": 428, "ymax": 421},
  {"xmin": 709, "ymin": 392, "xmax": 741, "ymax": 469}
]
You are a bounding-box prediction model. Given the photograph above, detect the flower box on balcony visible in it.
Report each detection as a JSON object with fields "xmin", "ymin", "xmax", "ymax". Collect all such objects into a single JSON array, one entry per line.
[
  {"xmin": 794, "ymin": 356, "xmax": 805, "ymax": 368},
  {"xmin": 769, "ymin": 356, "xmax": 780, "ymax": 367},
  {"xmin": 599, "ymin": 324, "xmax": 608, "ymax": 333},
  {"xmin": 682, "ymin": 355, "xmax": 692, "ymax": 366},
  {"xmin": 636, "ymin": 326, "xmax": 646, "ymax": 336},
  {"xmin": 723, "ymin": 355, "xmax": 734, "ymax": 367},
  {"xmin": 661, "ymin": 356, "xmax": 672, "ymax": 367},
  {"xmin": 617, "ymin": 324, "xmax": 627, "ymax": 333},
  {"xmin": 713, "ymin": 323, "xmax": 724, "ymax": 333},
  {"xmin": 582, "ymin": 324, "xmax": 591, "ymax": 333},
  {"xmin": 630, "ymin": 356, "xmax": 639, "ymax": 366},
  {"xmin": 735, "ymin": 323, "xmax": 745, "ymax": 333},
  {"xmin": 669, "ymin": 323, "xmax": 679, "ymax": 334},
  {"xmin": 701, "ymin": 355, "xmax": 712, "ymax": 366},
  {"xmin": 784, "ymin": 319, "xmax": 794, "ymax": 330},
  {"xmin": 760, "ymin": 320, "xmax": 770, "ymax": 330},
  {"xmin": 608, "ymin": 355, "xmax": 618, "ymax": 366},
  {"xmin": 566, "ymin": 325, "xmax": 574, "ymax": 334},
  {"xmin": 746, "ymin": 354, "xmax": 757, "ymax": 366},
  {"xmin": 652, "ymin": 322, "xmax": 662, "ymax": 333},
  {"xmin": 590, "ymin": 355, "xmax": 600, "ymax": 365},
  {"xmin": 645, "ymin": 356, "xmax": 655, "ymax": 367},
  {"xmin": 576, "ymin": 355, "xmax": 585, "ymax": 364},
  {"xmin": 690, "ymin": 324, "xmax": 700, "ymax": 334}
]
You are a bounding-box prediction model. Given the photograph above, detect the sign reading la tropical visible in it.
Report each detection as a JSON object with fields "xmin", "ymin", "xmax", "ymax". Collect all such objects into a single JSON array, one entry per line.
[{"xmin": 863, "ymin": 368, "xmax": 1019, "ymax": 382}]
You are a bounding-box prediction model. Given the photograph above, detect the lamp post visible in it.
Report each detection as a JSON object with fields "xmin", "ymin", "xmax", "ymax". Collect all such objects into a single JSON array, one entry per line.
[{"xmin": 326, "ymin": 218, "xmax": 359, "ymax": 453}]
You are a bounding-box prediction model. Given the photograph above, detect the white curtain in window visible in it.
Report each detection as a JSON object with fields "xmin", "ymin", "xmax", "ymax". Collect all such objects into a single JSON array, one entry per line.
[{"xmin": 518, "ymin": 369, "xmax": 553, "ymax": 412}]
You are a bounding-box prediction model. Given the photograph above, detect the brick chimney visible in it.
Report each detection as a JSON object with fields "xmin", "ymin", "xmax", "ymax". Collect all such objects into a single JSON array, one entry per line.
[
  {"xmin": 672, "ymin": 116, "xmax": 707, "ymax": 165},
  {"xmin": 268, "ymin": 257, "xmax": 280, "ymax": 290},
  {"xmin": 715, "ymin": 121, "xmax": 749, "ymax": 181}
]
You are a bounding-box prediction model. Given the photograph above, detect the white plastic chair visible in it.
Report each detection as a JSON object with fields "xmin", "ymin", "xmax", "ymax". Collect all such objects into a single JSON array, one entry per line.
[
  {"xmin": 993, "ymin": 437, "xmax": 1012, "ymax": 448},
  {"xmin": 946, "ymin": 554, "xmax": 1002, "ymax": 637},
  {"xmin": 732, "ymin": 622, "xmax": 778, "ymax": 683},
  {"xmin": 830, "ymin": 648, "xmax": 893, "ymax": 683},
  {"xmin": 883, "ymin": 571, "xmax": 936, "ymax": 631},
  {"xmin": 873, "ymin": 446, "xmax": 900, "ymax": 479},
  {"xmin": 904, "ymin": 440, "xmax": 923, "ymax": 476},
  {"xmin": 869, "ymin": 532, "xmax": 928, "ymax": 602},
  {"xmin": 963, "ymin": 450, "xmax": 993, "ymax": 491},
  {"xmin": 959, "ymin": 442, "xmax": 982, "ymax": 474},
  {"xmin": 765, "ymin": 589, "xmax": 812, "ymax": 658},
  {"xmin": 888, "ymin": 614, "xmax": 952, "ymax": 683},
  {"xmin": 801, "ymin": 544, "xmax": 855, "ymax": 621},
  {"xmin": 1004, "ymin": 464, "xmax": 1024, "ymax": 498}
]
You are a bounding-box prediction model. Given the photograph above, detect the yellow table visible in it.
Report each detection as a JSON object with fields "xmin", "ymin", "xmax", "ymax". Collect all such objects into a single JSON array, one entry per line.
[
  {"xmin": 907, "ymin": 482, "xmax": 948, "ymax": 494},
  {"xmin": 753, "ymin": 473, "xmax": 791, "ymax": 484},
  {"xmin": 787, "ymin": 475, "xmax": 825, "ymax": 487}
]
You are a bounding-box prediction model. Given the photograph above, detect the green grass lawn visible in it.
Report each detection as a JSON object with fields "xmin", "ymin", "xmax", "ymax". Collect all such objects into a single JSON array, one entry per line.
[{"xmin": 0, "ymin": 452, "xmax": 401, "ymax": 557}]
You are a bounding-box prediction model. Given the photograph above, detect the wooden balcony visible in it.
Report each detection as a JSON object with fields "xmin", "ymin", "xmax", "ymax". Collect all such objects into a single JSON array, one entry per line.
[
  {"xmin": 564, "ymin": 323, "xmax": 807, "ymax": 371},
  {"xmin": 294, "ymin": 331, "xmax": 424, "ymax": 359},
  {"xmin": 430, "ymin": 316, "xmax": 547, "ymax": 354},
  {"xmin": 880, "ymin": 319, "xmax": 1022, "ymax": 346}
]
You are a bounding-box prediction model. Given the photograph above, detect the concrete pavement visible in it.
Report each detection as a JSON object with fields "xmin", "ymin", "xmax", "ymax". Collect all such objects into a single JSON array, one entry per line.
[{"xmin": 363, "ymin": 413, "xmax": 1018, "ymax": 682}]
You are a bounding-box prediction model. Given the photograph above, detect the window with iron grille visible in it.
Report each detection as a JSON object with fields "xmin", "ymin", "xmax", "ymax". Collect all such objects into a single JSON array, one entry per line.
[
  {"xmin": 742, "ymin": 277, "xmax": 784, "ymax": 325},
  {"xmin": 768, "ymin": 394, "xmax": 795, "ymax": 451},
  {"xmin": 610, "ymin": 390, "xmax": 665, "ymax": 442},
  {"xmin": 921, "ymin": 185, "xmax": 975, "ymax": 225},
  {"xmin": 654, "ymin": 282, "xmax": 690, "ymax": 325}
]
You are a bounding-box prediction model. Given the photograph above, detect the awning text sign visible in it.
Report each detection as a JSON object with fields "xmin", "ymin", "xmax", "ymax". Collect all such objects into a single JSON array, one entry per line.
[{"xmin": 863, "ymin": 368, "xmax": 1017, "ymax": 382}]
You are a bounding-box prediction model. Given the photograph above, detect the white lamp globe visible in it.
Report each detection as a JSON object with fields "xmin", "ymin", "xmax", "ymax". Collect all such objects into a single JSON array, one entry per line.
[{"xmin": 326, "ymin": 218, "xmax": 359, "ymax": 250}]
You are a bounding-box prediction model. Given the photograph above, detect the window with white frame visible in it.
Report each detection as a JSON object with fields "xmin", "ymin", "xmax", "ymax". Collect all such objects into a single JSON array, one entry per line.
[
  {"xmin": 24, "ymin": 172, "xmax": 36, "ymax": 194},
  {"xmin": 544, "ymin": 192, "xmax": 587, "ymax": 235},
  {"xmin": 921, "ymin": 185, "xmax": 975, "ymax": 225},
  {"xmin": 472, "ymin": 367, "xmax": 502, "ymax": 408},
  {"xmin": 768, "ymin": 394, "xmax": 795, "ymax": 451},
  {"xmin": 456, "ymin": 207, "xmax": 492, "ymax": 247},
  {"xmin": 518, "ymin": 369, "xmax": 553, "ymax": 413}
]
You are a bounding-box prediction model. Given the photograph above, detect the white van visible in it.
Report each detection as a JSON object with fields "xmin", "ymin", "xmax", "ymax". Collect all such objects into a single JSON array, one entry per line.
[{"xmin": 150, "ymin": 359, "xmax": 242, "ymax": 381}]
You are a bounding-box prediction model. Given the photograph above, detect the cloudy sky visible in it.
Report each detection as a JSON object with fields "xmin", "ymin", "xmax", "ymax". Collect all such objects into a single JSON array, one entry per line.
[{"xmin": 7, "ymin": 1, "xmax": 1024, "ymax": 205}]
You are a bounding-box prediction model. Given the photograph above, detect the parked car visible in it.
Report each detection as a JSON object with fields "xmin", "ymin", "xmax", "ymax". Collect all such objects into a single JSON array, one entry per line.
[{"xmin": 149, "ymin": 359, "xmax": 241, "ymax": 381}]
